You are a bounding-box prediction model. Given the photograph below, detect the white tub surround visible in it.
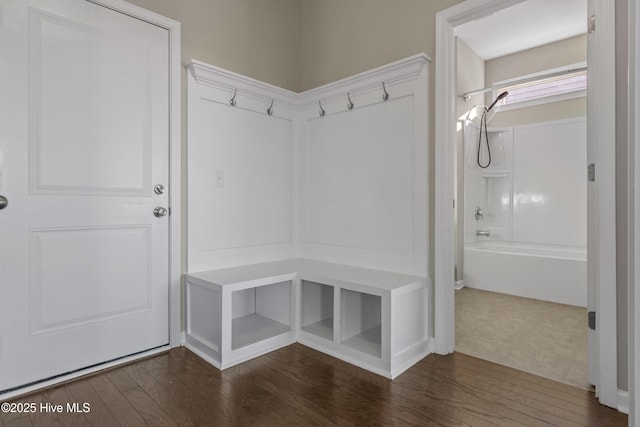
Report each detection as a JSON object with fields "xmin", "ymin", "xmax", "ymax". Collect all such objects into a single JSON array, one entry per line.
[
  {"xmin": 186, "ymin": 55, "xmax": 430, "ymax": 377},
  {"xmin": 462, "ymin": 118, "xmax": 587, "ymax": 306}
]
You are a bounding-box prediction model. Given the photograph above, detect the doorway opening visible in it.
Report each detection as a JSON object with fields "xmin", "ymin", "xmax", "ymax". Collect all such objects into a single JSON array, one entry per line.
[
  {"xmin": 452, "ymin": 3, "xmax": 589, "ymax": 388},
  {"xmin": 435, "ymin": 0, "xmax": 619, "ymax": 407}
]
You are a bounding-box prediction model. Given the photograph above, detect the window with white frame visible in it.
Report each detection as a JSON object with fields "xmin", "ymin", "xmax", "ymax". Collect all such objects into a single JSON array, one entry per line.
[{"xmin": 493, "ymin": 64, "xmax": 587, "ymax": 110}]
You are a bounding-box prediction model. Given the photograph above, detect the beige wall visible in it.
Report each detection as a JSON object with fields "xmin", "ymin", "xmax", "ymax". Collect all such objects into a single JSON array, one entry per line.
[
  {"xmin": 126, "ymin": 0, "xmax": 302, "ymax": 90},
  {"xmin": 486, "ymin": 34, "xmax": 587, "ymax": 86},
  {"xmin": 486, "ymin": 34, "xmax": 587, "ymax": 127},
  {"xmin": 298, "ymin": 0, "xmax": 460, "ymax": 90}
]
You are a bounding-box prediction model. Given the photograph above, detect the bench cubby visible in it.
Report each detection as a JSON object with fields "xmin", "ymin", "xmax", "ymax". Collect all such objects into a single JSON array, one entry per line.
[
  {"xmin": 184, "ymin": 259, "xmax": 431, "ymax": 378},
  {"xmin": 341, "ymin": 289, "xmax": 382, "ymax": 358},
  {"xmin": 301, "ymin": 280, "xmax": 334, "ymax": 341}
]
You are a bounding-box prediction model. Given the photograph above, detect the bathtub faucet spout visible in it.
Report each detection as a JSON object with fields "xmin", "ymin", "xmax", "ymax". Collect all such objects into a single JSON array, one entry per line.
[{"xmin": 476, "ymin": 230, "xmax": 490, "ymax": 237}]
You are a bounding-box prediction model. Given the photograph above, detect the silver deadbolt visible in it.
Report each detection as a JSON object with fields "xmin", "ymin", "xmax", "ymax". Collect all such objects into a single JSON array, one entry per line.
[
  {"xmin": 153, "ymin": 206, "xmax": 168, "ymax": 218},
  {"xmin": 154, "ymin": 184, "xmax": 165, "ymax": 195},
  {"xmin": 0, "ymin": 195, "xmax": 7, "ymax": 210}
]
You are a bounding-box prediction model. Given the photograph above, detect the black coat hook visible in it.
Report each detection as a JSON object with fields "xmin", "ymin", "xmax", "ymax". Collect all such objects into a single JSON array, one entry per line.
[{"xmin": 229, "ymin": 89, "xmax": 237, "ymax": 107}]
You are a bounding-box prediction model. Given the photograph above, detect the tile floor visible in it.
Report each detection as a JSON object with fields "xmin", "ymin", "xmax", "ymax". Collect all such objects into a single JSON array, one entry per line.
[{"xmin": 455, "ymin": 287, "xmax": 590, "ymax": 389}]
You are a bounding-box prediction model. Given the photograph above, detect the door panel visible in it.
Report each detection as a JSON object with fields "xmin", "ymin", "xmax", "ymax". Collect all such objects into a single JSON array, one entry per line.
[
  {"xmin": 30, "ymin": 8, "xmax": 152, "ymax": 195},
  {"xmin": 29, "ymin": 226, "xmax": 152, "ymax": 335},
  {"xmin": 0, "ymin": 0, "xmax": 170, "ymax": 393}
]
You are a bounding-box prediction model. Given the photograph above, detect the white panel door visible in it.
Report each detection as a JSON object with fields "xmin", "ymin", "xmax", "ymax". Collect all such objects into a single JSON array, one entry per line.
[{"xmin": 0, "ymin": 0, "xmax": 170, "ymax": 393}]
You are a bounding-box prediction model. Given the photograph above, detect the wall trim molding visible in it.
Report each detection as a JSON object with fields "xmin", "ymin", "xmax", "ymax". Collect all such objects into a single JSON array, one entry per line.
[
  {"xmin": 188, "ymin": 54, "xmax": 431, "ymax": 114},
  {"xmin": 189, "ymin": 60, "xmax": 299, "ymax": 108},
  {"xmin": 298, "ymin": 54, "xmax": 430, "ymax": 109}
]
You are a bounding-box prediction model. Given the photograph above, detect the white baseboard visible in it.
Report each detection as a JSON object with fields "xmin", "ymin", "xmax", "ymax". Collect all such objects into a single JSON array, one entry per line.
[
  {"xmin": 618, "ymin": 389, "xmax": 629, "ymax": 414},
  {"xmin": 454, "ymin": 280, "xmax": 464, "ymax": 290}
]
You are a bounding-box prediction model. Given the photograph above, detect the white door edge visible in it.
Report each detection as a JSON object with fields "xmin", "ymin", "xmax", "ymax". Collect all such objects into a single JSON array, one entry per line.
[
  {"xmin": 89, "ymin": 0, "xmax": 182, "ymax": 349},
  {"xmin": 434, "ymin": 0, "xmax": 619, "ymax": 409},
  {"xmin": 586, "ymin": 0, "xmax": 618, "ymax": 408},
  {"xmin": 629, "ymin": 0, "xmax": 639, "ymax": 423}
]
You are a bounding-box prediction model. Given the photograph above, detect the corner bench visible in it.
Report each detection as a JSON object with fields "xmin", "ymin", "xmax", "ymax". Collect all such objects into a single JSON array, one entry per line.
[{"xmin": 184, "ymin": 258, "xmax": 431, "ymax": 379}]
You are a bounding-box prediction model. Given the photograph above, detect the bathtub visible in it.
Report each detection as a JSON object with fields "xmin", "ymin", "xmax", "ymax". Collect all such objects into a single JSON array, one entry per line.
[{"xmin": 463, "ymin": 240, "xmax": 586, "ymax": 307}]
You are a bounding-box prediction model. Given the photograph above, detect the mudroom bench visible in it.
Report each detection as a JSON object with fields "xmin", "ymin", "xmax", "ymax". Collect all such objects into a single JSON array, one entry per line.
[{"xmin": 184, "ymin": 258, "xmax": 431, "ymax": 379}]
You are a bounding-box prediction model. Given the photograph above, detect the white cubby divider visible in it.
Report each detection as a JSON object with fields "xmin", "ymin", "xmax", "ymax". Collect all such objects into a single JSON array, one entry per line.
[{"xmin": 186, "ymin": 54, "xmax": 431, "ymax": 378}]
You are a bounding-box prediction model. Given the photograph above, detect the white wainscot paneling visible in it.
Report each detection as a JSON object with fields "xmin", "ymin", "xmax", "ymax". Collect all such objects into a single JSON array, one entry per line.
[
  {"xmin": 512, "ymin": 118, "xmax": 587, "ymax": 247},
  {"xmin": 306, "ymin": 97, "xmax": 414, "ymax": 254},
  {"xmin": 187, "ymin": 55, "xmax": 429, "ymax": 276},
  {"xmin": 194, "ymin": 100, "xmax": 293, "ymax": 251},
  {"xmin": 187, "ymin": 63, "xmax": 299, "ymax": 272}
]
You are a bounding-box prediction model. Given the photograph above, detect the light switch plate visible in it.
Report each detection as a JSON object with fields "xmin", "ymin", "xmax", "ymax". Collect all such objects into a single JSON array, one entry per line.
[{"xmin": 215, "ymin": 170, "xmax": 224, "ymax": 188}]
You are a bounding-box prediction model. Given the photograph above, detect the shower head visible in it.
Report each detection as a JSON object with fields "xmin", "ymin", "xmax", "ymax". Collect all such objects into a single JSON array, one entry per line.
[{"xmin": 487, "ymin": 91, "xmax": 509, "ymax": 112}]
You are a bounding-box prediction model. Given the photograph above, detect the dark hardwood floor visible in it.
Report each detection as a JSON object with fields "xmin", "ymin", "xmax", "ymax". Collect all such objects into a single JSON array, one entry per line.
[{"xmin": 0, "ymin": 344, "xmax": 627, "ymax": 426}]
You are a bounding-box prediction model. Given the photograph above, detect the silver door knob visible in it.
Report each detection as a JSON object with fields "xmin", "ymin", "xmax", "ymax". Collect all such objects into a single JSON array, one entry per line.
[
  {"xmin": 153, "ymin": 206, "xmax": 168, "ymax": 218},
  {"xmin": 0, "ymin": 195, "xmax": 7, "ymax": 210}
]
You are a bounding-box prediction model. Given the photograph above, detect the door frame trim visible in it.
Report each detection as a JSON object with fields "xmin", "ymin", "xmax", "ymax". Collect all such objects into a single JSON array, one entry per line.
[
  {"xmin": 434, "ymin": 0, "xmax": 618, "ymax": 408},
  {"xmin": 88, "ymin": 0, "xmax": 182, "ymax": 347},
  {"xmin": 629, "ymin": 0, "xmax": 639, "ymax": 421},
  {"xmin": 433, "ymin": 0, "xmax": 525, "ymax": 356}
]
